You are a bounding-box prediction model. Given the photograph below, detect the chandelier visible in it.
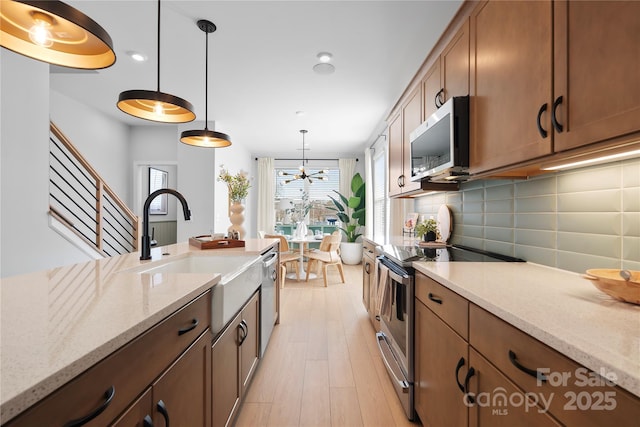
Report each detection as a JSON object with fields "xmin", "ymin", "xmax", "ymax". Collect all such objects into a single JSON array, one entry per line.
[{"xmin": 279, "ymin": 130, "xmax": 328, "ymax": 184}]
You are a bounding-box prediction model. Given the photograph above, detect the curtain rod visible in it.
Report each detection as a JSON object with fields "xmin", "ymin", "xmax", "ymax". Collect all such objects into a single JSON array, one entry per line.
[{"xmin": 254, "ymin": 157, "xmax": 358, "ymax": 161}]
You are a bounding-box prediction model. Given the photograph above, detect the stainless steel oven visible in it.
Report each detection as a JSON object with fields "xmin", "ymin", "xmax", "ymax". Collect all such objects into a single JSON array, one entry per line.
[
  {"xmin": 375, "ymin": 255, "xmax": 415, "ymax": 421},
  {"xmin": 374, "ymin": 243, "xmax": 524, "ymax": 421}
]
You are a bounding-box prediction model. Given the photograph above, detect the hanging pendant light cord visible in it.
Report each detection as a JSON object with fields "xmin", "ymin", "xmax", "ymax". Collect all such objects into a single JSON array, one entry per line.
[
  {"xmin": 204, "ymin": 27, "xmax": 209, "ymax": 130},
  {"xmin": 156, "ymin": 0, "xmax": 161, "ymax": 93}
]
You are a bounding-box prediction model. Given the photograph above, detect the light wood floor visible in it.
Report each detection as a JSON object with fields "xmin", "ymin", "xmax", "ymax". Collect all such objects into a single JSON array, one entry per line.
[{"xmin": 235, "ymin": 263, "xmax": 419, "ymax": 427}]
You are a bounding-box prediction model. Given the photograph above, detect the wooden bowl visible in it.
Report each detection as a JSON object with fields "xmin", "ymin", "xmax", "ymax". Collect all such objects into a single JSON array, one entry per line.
[{"xmin": 583, "ymin": 269, "xmax": 640, "ymax": 305}]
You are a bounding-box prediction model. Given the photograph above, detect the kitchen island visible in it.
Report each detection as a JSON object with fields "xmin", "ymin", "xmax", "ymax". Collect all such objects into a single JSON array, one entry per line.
[{"xmin": 0, "ymin": 239, "xmax": 278, "ymax": 424}]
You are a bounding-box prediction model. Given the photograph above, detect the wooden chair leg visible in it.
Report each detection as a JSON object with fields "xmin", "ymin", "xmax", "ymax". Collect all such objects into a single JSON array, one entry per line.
[
  {"xmin": 322, "ymin": 263, "xmax": 328, "ymax": 287},
  {"xmin": 337, "ymin": 263, "xmax": 345, "ymax": 283},
  {"xmin": 305, "ymin": 259, "xmax": 314, "ymax": 282},
  {"xmin": 280, "ymin": 264, "xmax": 286, "ymax": 288}
]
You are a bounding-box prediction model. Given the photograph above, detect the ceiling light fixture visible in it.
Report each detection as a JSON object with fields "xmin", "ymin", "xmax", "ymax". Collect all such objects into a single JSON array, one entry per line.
[
  {"xmin": 0, "ymin": 0, "xmax": 115, "ymax": 69},
  {"xmin": 317, "ymin": 51, "xmax": 333, "ymax": 63},
  {"xmin": 180, "ymin": 20, "xmax": 231, "ymax": 148},
  {"xmin": 127, "ymin": 51, "xmax": 147, "ymax": 62},
  {"xmin": 117, "ymin": 0, "xmax": 195, "ymax": 123},
  {"xmin": 279, "ymin": 130, "xmax": 328, "ymax": 185}
]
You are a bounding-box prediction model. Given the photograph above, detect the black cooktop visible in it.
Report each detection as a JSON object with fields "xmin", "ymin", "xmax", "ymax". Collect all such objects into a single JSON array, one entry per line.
[{"xmin": 377, "ymin": 244, "xmax": 525, "ymax": 267}]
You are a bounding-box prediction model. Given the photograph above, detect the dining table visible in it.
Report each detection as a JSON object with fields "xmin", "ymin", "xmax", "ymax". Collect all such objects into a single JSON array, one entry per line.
[{"xmin": 286, "ymin": 235, "xmax": 323, "ymax": 280}]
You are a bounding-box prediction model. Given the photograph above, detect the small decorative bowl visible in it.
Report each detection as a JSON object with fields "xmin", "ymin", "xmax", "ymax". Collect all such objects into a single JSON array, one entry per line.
[{"xmin": 583, "ymin": 269, "xmax": 640, "ymax": 305}]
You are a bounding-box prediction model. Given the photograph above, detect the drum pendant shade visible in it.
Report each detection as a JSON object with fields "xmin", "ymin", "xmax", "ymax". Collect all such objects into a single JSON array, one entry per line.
[
  {"xmin": 116, "ymin": 0, "xmax": 195, "ymax": 123},
  {"xmin": 0, "ymin": 0, "xmax": 115, "ymax": 69},
  {"xmin": 180, "ymin": 19, "xmax": 231, "ymax": 147}
]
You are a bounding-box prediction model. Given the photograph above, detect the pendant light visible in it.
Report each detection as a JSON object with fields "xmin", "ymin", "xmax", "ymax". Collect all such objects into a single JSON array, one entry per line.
[
  {"xmin": 180, "ymin": 20, "xmax": 231, "ymax": 148},
  {"xmin": 279, "ymin": 130, "xmax": 328, "ymax": 184},
  {"xmin": 117, "ymin": 0, "xmax": 195, "ymax": 123},
  {"xmin": 0, "ymin": 0, "xmax": 115, "ymax": 69}
]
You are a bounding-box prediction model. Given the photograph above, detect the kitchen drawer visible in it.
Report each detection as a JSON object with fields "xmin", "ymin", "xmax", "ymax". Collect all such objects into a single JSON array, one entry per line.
[
  {"xmin": 415, "ymin": 272, "xmax": 468, "ymax": 339},
  {"xmin": 6, "ymin": 290, "xmax": 211, "ymax": 427},
  {"xmin": 469, "ymin": 304, "xmax": 640, "ymax": 427},
  {"xmin": 363, "ymin": 239, "xmax": 377, "ymax": 257}
]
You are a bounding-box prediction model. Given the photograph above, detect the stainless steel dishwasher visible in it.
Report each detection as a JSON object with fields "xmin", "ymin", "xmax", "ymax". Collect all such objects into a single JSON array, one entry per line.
[{"xmin": 260, "ymin": 246, "xmax": 278, "ymax": 356}]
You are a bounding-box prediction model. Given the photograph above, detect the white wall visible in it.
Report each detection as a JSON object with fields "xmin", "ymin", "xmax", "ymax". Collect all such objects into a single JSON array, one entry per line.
[
  {"xmin": 50, "ymin": 90, "xmax": 131, "ymax": 206},
  {"xmin": 1, "ymin": 51, "xmax": 90, "ymax": 277}
]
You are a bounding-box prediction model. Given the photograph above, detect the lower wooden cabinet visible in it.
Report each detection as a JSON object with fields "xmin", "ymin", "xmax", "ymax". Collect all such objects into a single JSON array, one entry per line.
[
  {"xmin": 415, "ymin": 299, "xmax": 468, "ymax": 427},
  {"xmin": 212, "ymin": 291, "xmax": 260, "ymax": 427},
  {"xmin": 5, "ymin": 291, "xmax": 211, "ymax": 427},
  {"xmin": 112, "ymin": 331, "xmax": 212, "ymax": 427},
  {"xmin": 414, "ymin": 272, "xmax": 640, "ymax": 426},
  {"xmin": 362, "ymin": 239, "xmax": 378, "ymax": 330}
]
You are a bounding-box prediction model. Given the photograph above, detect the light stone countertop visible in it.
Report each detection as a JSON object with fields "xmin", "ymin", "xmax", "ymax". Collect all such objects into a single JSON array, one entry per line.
[
  {"xmin": 0, "ymin": 239, "xmax": 278, "ymax": 422},
  {"xmin": 412, "ymin": 261, "xmax": 640, "ymax": 398}
]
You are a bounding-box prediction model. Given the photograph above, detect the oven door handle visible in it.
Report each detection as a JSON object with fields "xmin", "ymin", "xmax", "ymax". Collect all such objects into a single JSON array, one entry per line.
[
  {"xmin": 376, "ymin": 332, "xmax": 410, "ymax": 393},
  {"xmin": 378, "ymin": 262, "xmax": 411, "ymax": 286}
]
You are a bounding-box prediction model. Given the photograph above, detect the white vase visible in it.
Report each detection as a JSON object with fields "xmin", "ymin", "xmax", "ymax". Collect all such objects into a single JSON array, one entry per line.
[
  {"xmin": 340, "ymin": 242, "xmax": 363, "ymax": 265},
  {"xmin": 228, "ymin": 200, "xmax": 246, "ymax": 239},
  {"xmin": 294, "ymin": 221, "xmax": 307, "ymax": 239}
]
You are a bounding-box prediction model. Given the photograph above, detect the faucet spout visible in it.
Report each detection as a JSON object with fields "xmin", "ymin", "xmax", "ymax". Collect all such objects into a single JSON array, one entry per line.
[{"xmin": 140, "ymin": 188, "xmax": 191, "ymax": 260}]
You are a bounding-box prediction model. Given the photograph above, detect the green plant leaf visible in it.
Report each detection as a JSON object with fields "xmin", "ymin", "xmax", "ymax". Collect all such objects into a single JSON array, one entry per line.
[{"xmin": 351, "ymin": 173, "xmax": 364, "ymax": 194}]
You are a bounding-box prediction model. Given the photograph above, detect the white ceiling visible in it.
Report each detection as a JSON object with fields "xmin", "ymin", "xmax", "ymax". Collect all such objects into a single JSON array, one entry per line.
[{"xmin": 50, "ymin": 0, "xmax": 462, "ymax": 157}]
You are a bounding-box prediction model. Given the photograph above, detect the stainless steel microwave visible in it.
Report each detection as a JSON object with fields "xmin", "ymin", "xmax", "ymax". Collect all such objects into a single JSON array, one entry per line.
[{"xmin": 409, "ymin": 95, "xmax": 469, "ymax": 182}]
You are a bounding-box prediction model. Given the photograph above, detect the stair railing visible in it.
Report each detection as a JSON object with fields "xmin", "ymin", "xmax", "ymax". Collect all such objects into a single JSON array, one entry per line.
[{"xmin": 49, "ymin": 122, "xmax": 138, "ymax": 256}]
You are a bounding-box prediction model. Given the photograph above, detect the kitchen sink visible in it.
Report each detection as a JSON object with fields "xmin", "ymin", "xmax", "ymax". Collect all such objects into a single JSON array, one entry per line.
[{"xmin": 123, "ymin": 254, "xmax": 263, "ymax": 336}]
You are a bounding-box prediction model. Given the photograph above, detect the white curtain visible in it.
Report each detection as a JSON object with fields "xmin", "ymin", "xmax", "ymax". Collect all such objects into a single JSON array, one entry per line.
[
  {"xmin": 364, "ymin": 147, "xmax": 373, "ymax": 238},
  {"xmin": 338, "ymin": 158, "xmax": 356, "ymax": 197},
  {"xmin": 257, "ymin": 157, "xmax": 275, "ymax": 234}
]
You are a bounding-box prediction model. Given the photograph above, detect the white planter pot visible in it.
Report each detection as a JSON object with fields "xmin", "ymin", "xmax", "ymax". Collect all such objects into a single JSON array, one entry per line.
[{"xmin": 340, "ymin": 242, "xmax": 363, "ymax": 265}]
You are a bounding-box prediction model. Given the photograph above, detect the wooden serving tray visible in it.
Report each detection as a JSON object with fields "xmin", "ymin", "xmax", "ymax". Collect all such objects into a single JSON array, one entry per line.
[{"xmin": 189, "ymin": 235, "xmax": 245, "ymax": 249}]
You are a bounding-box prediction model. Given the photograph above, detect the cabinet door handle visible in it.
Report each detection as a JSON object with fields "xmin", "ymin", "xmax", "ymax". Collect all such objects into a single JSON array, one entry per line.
[
  {"xmin": 364, "ymin": 262, "xmax": 370, "ymax": 274},
  {"xmin": 63, "ymin": 385, "xmax": 115, "ymax": 427},
  {"xmin": 177, "ymin": 318, "xmax": 199, "ymax": 336},
  {"xmin": 536, "ymin": 103, "xmax": 548, "ymax": 138},
  {"xmin": 455, "ymin": 357, "xmax": 466, "ymax": 393},
  {"xmin": 143, "ymin": 415, "xmax": 154, "ymax": 427},
  {"xmin": 435, "ymin": 88, "xmax": 445, "ymax": 108},
  {"xmin": 508, "ymin": 350, "xmax": 547, "ymax": 382},
  {"xmin": 428, "ymin": 293, "xmax": 443, "ymax": 304},
  {"xmin": 463, "ymin": 367, "xmax": 476, "ymax": 404},
  {"xmin": 238, "ymin": 320, "xmax": 248, "ymax": 345},
  {"xmin": 552, "ymin": 95, "xmax": 563, "ymax": 133},
  {"xmin": 157, "ymin": 400, "xmax": 170, "ymax": 427},
  {"xmin": 397, "ymin": 175, "xmax": 403, "ymax": 188},
  {"xmin": 271, "ymin": 269, "xmax": 277, "ymax": 281}
]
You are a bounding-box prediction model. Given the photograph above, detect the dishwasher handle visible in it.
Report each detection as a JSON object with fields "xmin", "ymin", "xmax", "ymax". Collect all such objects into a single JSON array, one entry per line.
[{"xmin": 262, "ymin": 251, "xmax": 278, "ymax": 268}]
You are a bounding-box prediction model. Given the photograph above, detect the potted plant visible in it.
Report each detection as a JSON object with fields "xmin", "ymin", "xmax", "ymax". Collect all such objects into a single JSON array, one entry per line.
[
  {"xmin": 416, "ymin": 217, "xmax": 439, "ymax": 242},
  {"xmin": 328, "ymin": 172, "xmax": 365, "ymax": 264}
]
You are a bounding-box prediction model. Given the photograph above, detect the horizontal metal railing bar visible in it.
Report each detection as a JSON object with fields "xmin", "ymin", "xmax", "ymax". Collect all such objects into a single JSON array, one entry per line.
[
  {"xmin": 50, "ymin": 180, "xmax": 98, "ymax": 224},
  {"xmin": 49, "ymin": 165, "xmax": 97, "ymax": 209},
  {"xmin": 50, "ymin": 193, "xmax": 97, "ymax": 239},
  {"xmin": 102, "ymin": 219, "xmax": 133, "ymax": 253},
  {"xmin": 103, "ymin": 204, "xmax": 136, "ymax": 241},
  {"xmin": 103, "ymin": 195, "xmax": 135, "ymax": 229},
  {"xmin": 50, "ymin": 138, "xmax": 97, "ymax": 197},
  {"xmin": 49, "ymin": 208, "xmax": 105, "ymax": 255}
]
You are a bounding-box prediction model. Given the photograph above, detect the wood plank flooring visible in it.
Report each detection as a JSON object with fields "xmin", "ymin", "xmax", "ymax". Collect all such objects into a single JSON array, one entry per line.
[{"xmin": 235, "ymin": 263, "xmax": 419, "ymax": 427}]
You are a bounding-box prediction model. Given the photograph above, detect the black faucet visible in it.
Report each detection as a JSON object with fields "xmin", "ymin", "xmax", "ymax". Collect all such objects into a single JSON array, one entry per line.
[{"xmin": 140, "ymin": 188, "xmax": 191, "ymax": 260}]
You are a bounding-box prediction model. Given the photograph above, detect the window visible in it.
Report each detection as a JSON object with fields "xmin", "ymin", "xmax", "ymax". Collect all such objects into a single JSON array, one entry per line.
[
  {"xmin": 148, "ymin": 167, "xmax": 168, "ymax": 215},
  {"xmin": 373, "ymin": 146, "xmax": 387, "ymax": 241},
  {"xmin": 274, "ymin": 167, "xmax": 340, "ymax": 224}
]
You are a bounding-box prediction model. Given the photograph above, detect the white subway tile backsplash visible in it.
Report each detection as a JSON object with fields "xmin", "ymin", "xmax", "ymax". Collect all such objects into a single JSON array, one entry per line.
[
  {"xmin": 412, "ymin": 157, "xmax": 640, "ymax": 273},
  {"xmin": 557, "ymin": 189, "xmax": 621, "ymax": 212}
]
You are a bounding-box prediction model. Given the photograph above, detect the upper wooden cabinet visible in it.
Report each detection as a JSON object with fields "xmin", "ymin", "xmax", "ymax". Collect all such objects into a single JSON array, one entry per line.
[
  {"xmin": 469, "ymin": 0, "xmax": 554, "ymax": 174},
  {"xmin": 553, "ymin": 0, "xmax": 640, "ymax": 153},
  {"xmin": 423, "ymin": 21, "xmax": 470, "ymax": 119},
  {"xmin": 470, "ymin": 0, "xmax": 640, "ymax": 174},
  {"xmin": 388, "ymin": 86, "xmax": 422, "ymax": 197}
]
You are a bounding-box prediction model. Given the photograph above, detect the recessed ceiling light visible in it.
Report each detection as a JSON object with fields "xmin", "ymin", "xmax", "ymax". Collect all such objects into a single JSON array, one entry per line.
[
  {"xmin": 317, "ymin": 52, "xmax": 332, "ymax": 63},
  {"xmin": 313, "ymin": 63, "xmax": 335, "ymax": 75},
  {"xmin": 127, "ymin": 51, "xmax": 147, "ymax": 62}
]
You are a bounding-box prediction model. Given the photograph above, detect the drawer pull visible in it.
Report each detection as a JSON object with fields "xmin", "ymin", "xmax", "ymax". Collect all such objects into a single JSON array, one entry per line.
[
  {"xmin": 463, "ymin": 367, "xmax": 476, "ymax": 404},
  {"xmin": 63, "ymin": 385, "xmax": 115, "ymax": 427},
  {"xmin": 143, "ymin": 415, "xmax": 154, "ymax": 427},
  {"xmin": 455, "ymin": 357, "xmax": 466, "ymax": 393},
  {"xmin": 508, "ymin": 350, "xmax": 546, "ymax": 382},
  {"xmin": 428, "ymin": 293, "xmax": 443, "ymax": 304},
  {"xmin": 177, "ymin": 318, "xmax": 199, "ymax": 336},
  {"xmin": 157, "ymin": 400, "xmax": 170, "ymax": 427}
]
